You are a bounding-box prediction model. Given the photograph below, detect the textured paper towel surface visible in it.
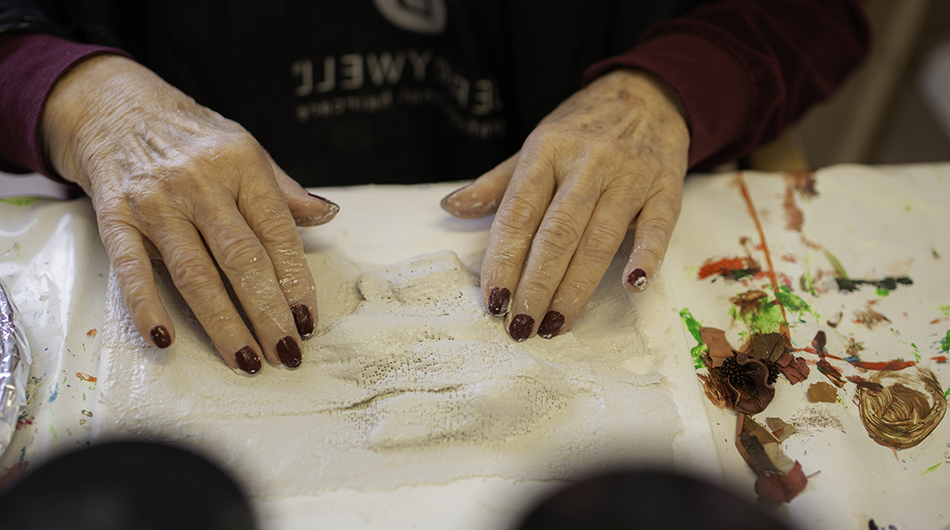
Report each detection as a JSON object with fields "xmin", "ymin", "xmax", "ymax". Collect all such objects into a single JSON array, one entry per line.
[{"xmin": 96, "ymin": 186, "xmax": 690, "ymax": 500}]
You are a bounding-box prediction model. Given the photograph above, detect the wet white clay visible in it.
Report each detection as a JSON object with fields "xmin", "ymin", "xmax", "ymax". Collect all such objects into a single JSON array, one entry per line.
[{"xmin": 96, "ymin": 185, "xmax": 690, "ymax": 501}]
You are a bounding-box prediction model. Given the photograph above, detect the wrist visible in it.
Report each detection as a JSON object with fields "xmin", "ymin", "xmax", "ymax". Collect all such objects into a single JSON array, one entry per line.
[{"xmin": 40, "ymin": 54, "xmax": 138, "ymax": 190}]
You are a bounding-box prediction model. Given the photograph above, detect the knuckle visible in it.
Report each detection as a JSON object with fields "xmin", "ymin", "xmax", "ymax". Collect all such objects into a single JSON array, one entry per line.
[
  {"xmin": 541, "ymin": 210, "xmax": 584, "ymax": 245},
  {"xmin": 637, "ymin": 213, "xmax": 676, "ymax": 241},
  {"xmin": 254, "ymin": 210, "xmax": 300, "ymax": 246},
  {"xmin": 167, "ymin": 251, "xmax": 220, "ymax": 295},
  {"xmin": 582, "ymin": 224, "xmax": 622, "ymax": 261},
  {"xmin": 495, "ymin": 194, "xmax": 542, "ymax": 233},
  {"xmin": 518, "ymin": 274, "xmax": 556, "ymax": 301},
  {"xmin": 216, "ymin": 237, "xmax": 268, "ymax": 273}
]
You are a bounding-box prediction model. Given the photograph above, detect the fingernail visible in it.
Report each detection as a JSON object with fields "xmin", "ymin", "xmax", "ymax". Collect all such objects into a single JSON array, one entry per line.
[
  {"xmin": 487, "ymin": 287, "xmax": 510, "ymax": 316},
  {"xmin": 276, "ymin": 336, "xmax": 302, "ymax": 368},
  {"xmin": 235, "ymin": 346, "xmax": 262, "ymax": 375},
  {"xmin": 508, "ymin": 313, "xmax": 535, "ymax": 342},
  {"xmin": 538, "ymin": 311, "xmax": 564, "ymax": 339},
  {"xmin": 292, "ymin": 304, "xmax": 315, "ymax": 338},
  {"xmin": 308, "ymin": 193, "xmax": 340, "ymax": 216},
  {"xmin": 308, "ymin": 193, "xmax": 338, "ymax": 207},
  {"xmin": 626, "ymin": 268, "xmax": 648, "ymax": 289},
  {"xmin": 440, "ymin": 185, "xmax": 469, "ymax": 208},
  {"xmin": 151, "ymin": 325, "xmax": 171, "ymax": 349}
]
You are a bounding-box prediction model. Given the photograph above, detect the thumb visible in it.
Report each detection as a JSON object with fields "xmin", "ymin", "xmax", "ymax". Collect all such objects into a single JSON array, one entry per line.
[
  {"xmin": 441, "ymin": 152, "xmax": 519, "ymax": 219},
  {"xmin": 268, "ymin": 156, "xmax": 340, "ymax": 227}
]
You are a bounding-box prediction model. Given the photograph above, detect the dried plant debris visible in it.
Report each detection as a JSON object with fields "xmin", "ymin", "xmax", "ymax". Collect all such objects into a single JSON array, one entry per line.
[
  {"xmin": 736, "ymin": 414, "xmax": 808, "ymax": 504},
  {"xmin": 766, "ymin": 417, "xmax": 797, "ymax": 442},
  {"xmin": 698, "ymin": 329, "xmax": 808, "ymax": 414},
  {"xmin": 807, "ymin": 382, "xmax": 838, "ymax": 403}
]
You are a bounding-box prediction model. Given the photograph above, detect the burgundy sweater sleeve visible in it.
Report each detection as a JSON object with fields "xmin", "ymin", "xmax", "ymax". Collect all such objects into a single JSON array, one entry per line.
[
  {"xmin": 584, "ymin": 0, "xmax": 870, "ymax": 169},
  {"xmin": 0, "ymin": 33, "xmax": 128, "ymax": 178}
]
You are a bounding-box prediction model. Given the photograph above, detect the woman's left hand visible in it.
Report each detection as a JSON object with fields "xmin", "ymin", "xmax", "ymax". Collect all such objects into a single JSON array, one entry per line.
[{"xmin": 441, "ymin": 69, "xmax": 690, "ymax": 341}]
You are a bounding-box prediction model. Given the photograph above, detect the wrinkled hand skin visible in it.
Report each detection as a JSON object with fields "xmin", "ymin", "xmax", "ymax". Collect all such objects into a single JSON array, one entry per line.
[
  {"xmin": 41, "ymin": 55, "xmax": 339, "ymax": 374},
  {"xmin": 442, "ymin": 69, "xmax": 689, "ymax": 341}
]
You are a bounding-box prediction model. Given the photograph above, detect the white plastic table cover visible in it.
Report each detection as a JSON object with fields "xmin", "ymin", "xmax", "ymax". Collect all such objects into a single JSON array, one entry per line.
[{"xmin": 1, "ymin": 163, "xmax": 949, "ymax": 530}]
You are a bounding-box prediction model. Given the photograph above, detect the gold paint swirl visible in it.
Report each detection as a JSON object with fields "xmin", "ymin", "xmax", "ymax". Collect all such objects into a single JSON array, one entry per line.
[{"xmin": 856, "ymin": 368, "xmax": 946, "ymax": 450}]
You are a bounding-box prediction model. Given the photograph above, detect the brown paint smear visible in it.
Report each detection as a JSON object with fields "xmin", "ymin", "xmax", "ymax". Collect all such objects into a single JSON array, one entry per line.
[{"xmin": 856, "ymin": 368, "xmax": 946, "ymax": 450}]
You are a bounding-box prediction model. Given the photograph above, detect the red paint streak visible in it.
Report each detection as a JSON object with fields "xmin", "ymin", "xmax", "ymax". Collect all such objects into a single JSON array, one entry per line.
[
  {"xmin": 931, "ymin": 356, "xmax": 948, "ymax": 364},
  {"xmin": 736, "ymin": 173, "xmax": 788, "ymax": 330},
  {"xmin": 850, "ymin": 360, "xmax": 915, "ymax": 371},
  {"xmin": 15, "ymin": 417, "xmax": 33, "ymax": 430},
  {"xmin": 76, "ymin": 372, "xmax": 97, "ymax": 383},
  {"xmin": 781, "ymin": 253, "xmax": 798, "ymax": 263},
  {"xmin": 86, "ymin": 328, "xmax": 97, "ymax": 338},
  {"xmin": 697, "ymin": 257, "xmax": 757, "ymax": 280},
  {"xmin": 931, "ymin": 317, "xmax": 950, "ymax": 325}
]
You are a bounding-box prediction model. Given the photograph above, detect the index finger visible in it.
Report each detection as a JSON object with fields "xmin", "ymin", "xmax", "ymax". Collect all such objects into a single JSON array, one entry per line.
[{"xmin": 480, "ymin": 144, "xmax": 555, "ymax": 320}]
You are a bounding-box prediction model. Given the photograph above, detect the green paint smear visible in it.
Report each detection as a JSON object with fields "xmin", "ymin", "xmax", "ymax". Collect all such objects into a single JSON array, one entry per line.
[
  {"xmin": 938, "ymin": 305, "xmax": 950, "ymax": 316},
  {"xmin": 823, "ymin": 248, "xmax": 850, "ymax": 279},
  {"xmin": 800, "ymin": 268, "xmax": 818, "ymax": 297},
  {"xmin": 0, "ymin": 197, "xmax": 42, "ymax": 207},
  {"xmin": 776, "ymin": 284, "xmax": 819, "ymax": 318},
  {"xmin": 876, "ymin": 287, "xmax": 889, "ymax": 297},
  {"xmin": 731, "ymin": 286, "xmax": 818, "ymax": 335},
  {"xmin": 921, "ymin": 462, "xmax": 942, "ymax": 476},
  {"xmin": 942, "ymin": 330, "xmax": 950, "ymax": 353},
  {"xmin": 679, "ymin": 308, "xmax": 707, "ymax": 370},
  {"xmin": 49, "ymin": 425, "xmax": 58, "ymax": 442},
  {"xmin": 730, "ymin": 300, "xmax": 784, "ymax": 335}
]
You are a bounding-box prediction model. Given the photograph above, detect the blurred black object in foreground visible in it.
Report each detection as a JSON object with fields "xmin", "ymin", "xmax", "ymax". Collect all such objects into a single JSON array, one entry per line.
[
  {"xmin": 0, "ymin": 441, "xmax": 255, "ymax": 530},
  {"xmin": 515, "ymin": 469, "xmax": 794, "ymax": 530}
]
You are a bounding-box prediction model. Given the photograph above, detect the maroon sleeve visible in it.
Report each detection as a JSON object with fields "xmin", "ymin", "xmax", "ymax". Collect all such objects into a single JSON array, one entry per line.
[
  {"xmin": 0, "ymin": 33, "xmax": 128, "ymax": 179},
  {"xmin": 584, "ymin": 0, "xmax": 870, "ymax": 169}
]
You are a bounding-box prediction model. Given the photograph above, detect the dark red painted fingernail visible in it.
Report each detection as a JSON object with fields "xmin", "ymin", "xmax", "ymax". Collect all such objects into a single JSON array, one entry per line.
[
  {"xmin": 538, "ymin": 311, "xmax": 565, "ymax": 339},
  {"xmin": 292, "ymin": 304, "xmax": 315, "ymax": 338},
  {"xmin": 487, "ymin": 287, "xmax": 510, "ymax": 316},
  {"xmin": 307, "ymin": 193, "xmax": 337, "ymax": 206},
  {"xmin": 307, "ymin": 193, "xmax": 340, "ymax": 215},
  {"xmin": 276, "ymin": 336, "xmax": 302, "ymax": 368},
  {"xmin": 508, "ymin": 314, "xmax": 535, "ymax": 342},
  {"xmin": 151, "ymin": 325, "xmax": 171, "ymax": 349},
  {"xmin": 235, "ymin": 346, "xmax": 262, "ymax": 374},
  {"xmin": 627, "ymin": 268, "xmax": 648, "ymax": 289}
]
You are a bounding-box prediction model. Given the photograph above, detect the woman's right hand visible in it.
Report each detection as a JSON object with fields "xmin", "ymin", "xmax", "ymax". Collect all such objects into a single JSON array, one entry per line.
[{"xmin": 41, "ymin": 55, "xmax": 337, "ymax": 375}]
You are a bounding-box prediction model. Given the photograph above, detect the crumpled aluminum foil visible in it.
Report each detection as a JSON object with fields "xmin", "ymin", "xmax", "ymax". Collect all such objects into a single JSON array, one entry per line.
[{"xmin": 0, "ymin": 278, "xmax": 31, "ymax": 457}]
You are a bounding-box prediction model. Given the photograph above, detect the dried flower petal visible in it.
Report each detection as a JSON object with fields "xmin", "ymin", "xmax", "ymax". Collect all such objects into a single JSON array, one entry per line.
[
  {"xmin": 733, "ymin": 354, "xmax": 775, "ymax": 415},
  {"xmin": 700, "ymin": 327, "xmax": 734, "ymax": 369},
  {"xmin": 776, "ymin": 353, "xmax": 810, "ymax": 384},
  {"xmin": 755, "ymin": 461, "xmax": 808, "ymax": 504}
]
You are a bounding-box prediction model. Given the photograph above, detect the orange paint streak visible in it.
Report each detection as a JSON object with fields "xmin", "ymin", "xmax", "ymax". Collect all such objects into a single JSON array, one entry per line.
[
  {"xmin": 931, "ymin": 356, "xmax": 948, "ymax": 364},
  {"xmin": 736, "ymin": 173, "xmax": 788, "ymax": 330},
  {"xmin": 697, "ymin": 257, "xmax": 756, "ymax": 280},
  {"xmin": 76, "ymin": 372, "xmax": 97, "ymax": 383},
  {"xmin": 931, "ymin": 317, "xmax": 950, "ymax": 325}
]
